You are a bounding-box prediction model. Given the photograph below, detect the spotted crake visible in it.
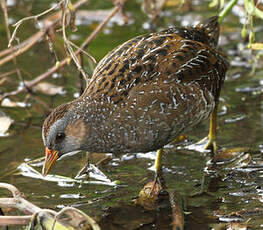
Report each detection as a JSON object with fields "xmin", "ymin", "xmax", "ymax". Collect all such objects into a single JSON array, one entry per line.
[{"xmin": 42, "ymin": 16, "xmax": 229, "ymax": 178}]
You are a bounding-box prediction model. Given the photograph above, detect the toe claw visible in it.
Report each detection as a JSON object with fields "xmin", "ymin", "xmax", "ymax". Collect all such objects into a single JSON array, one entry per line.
[{"xmin": 204, "ymin": 139, "xmax": 217, "ymax": 155}]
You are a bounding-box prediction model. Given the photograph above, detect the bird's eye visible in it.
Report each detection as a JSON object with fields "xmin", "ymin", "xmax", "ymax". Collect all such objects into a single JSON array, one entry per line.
[{"xmin": 56, "ymin": 132, "xmax": 65, "ymax": 142}]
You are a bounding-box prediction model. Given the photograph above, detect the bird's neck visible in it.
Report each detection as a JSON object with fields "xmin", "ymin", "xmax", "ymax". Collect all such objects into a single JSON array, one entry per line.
[{"xmin": 71, "ymin": 96, "xmax": 115, "ymax": 153}]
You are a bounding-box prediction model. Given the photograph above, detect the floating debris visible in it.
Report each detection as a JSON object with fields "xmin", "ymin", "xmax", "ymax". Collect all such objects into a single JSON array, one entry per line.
[
  {"xmin": 17, "ymin": 163, "xmax": 116, "ymax": 186},
  {"xmin": 225, "ymin": 115, "xmax": 246, "ymax": 124},
  {"xmin": 135, "ymin": 181, "xmax": 163, "ymax": 210},
  {"xmin": 60, "ymin": 193, "xmax": 85, "ymax": 199},
  {"xmin": 211, "ymin": 222, "xmax": 249, "ymax": 230},
  {"xmin": 1, "ymin": 98, "xmax": 31, "ymax": 107},
  {"xmin": 214, "ymin": 208, "xmax": 263, "ymax": 223},
  {"xmin": 207, "ymin": 147, "xmax": 251, "ymax": 170},
  {"xmin": 235, "ymin": 85, "xmax": 263, "ymax": 93},
  {"xmin": 136, "ymin": 151, "xmax": 157, "ymax": 160},
  {"xmin": 0, "ymin": 111, "xmax": 14, "ymax": 137},
  {"xmin": 185, "ymin": 137, "xmax": 210, "ymax": 153},
  {"xmin": 32, "ymin": 82, "xmax": 65, "ymax": 95},
  {"xmin": 75, "ymin": 163, "xmax": 112, "ymax": 183}
]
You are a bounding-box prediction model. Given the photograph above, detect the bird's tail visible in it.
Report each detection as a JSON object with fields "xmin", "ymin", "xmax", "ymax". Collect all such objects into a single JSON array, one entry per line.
[{"xmin": 195, "ymin": 16, "xmax": 219, "ymax": 48}]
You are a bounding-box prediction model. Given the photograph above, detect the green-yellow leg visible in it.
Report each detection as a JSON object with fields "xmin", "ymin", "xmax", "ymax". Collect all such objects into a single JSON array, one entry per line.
[
  {"xmin": 150, "ymin": 148, "xmax": 166, "ymax": 194},
  {"xmin": 204, "ymin": 107, "xmax": 218, "ymax": 155},
  {"xmin": 154, "ymin": 148, "xmax": 163, "ymax": 177}
]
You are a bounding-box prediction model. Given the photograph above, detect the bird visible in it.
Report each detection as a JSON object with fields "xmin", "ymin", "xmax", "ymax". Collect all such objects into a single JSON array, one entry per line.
[{"xmin": 41, "ymin": 16, "xmax": 229, "ymax": 188}]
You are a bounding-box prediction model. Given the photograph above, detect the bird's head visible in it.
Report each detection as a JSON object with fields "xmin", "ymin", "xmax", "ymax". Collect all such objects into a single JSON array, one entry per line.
[{"xmin": 42, "ymin": 103, "xmax": 87, "ymax": 176}]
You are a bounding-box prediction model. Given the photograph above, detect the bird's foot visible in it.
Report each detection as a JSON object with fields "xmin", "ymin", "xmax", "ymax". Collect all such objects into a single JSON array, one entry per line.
[
  {"xmin": 204, "ymin": 138, "xmax": 217, "ymax": 156},
  {"xmin": 187, "ymin": 136, "xmax": 217, "ymax": 156},
  {"xmin": 149, "ymin": 173, "xmax": 166, "ymax": 197},
  {"xmin": 135, "ymin": 179, "xmax": 168, "ymax": 210}
]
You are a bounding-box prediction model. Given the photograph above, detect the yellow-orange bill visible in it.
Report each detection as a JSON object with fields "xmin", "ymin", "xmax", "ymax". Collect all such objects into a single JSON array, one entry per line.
[{"xmin": 42, "ymin": 147, "xmax": 58, "ymax": 176}]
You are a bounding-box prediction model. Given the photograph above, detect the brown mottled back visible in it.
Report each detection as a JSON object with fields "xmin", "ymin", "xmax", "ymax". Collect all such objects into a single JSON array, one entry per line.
[{"xmin": 81, "ymin": 16, "xmax": 228, "ymax": 108}]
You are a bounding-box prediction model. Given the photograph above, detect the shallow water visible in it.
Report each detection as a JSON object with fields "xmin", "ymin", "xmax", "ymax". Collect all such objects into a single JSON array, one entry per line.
[{"xmin": 0, "ymin": 0, "xmax": 263, "ymax": 229}]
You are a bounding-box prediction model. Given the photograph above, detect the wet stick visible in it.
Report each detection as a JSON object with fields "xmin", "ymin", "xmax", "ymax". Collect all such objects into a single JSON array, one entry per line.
[{"xmin": 0, "ymin": 0, "xmax": 127, "ymax": 101}]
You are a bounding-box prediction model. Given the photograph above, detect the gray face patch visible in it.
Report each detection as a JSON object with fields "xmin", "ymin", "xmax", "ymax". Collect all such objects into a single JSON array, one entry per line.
[{"xmin": 45, "ymin": 118, "xmax": 67, "ymax": 151}]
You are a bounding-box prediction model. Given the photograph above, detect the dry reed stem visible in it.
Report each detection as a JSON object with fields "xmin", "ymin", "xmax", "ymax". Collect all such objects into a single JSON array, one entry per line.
[
  {"xmin": 0, "ymin": 31, "xmax": 45, "ymax": 66},
  {"xmin": 0, "ymin": 0, "xmax": 24, "ymax": 86},
  {"xmin": 61, "ymin": 0, "xmax": 89, "ymax": 80},
  {"xmin": 0, "ymin": 31, "xmax": 43, "ymax": 59},
  {"xmin": 0, "ymin": 70, "xmax": 17, "ymax": 78}
]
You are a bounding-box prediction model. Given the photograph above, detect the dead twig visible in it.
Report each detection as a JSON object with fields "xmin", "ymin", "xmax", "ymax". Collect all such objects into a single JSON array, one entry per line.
[
  {"xmin": 0, "ymin": 1, "xmax": 126, "ymax": 101},
  {"xmin": 0, "ymin": 31, "xmax": 45, "ymax": 67},
  {"xmin": 79, "ymin": 1, "xmax": 125, "ymax": 51},
  {"xmin": 0, "ymin": 0, "xmax": 26, "ymax": 90},
  {"xmin": 0, "ymin": 31, "xmax": 43, "ymax": 60},
  {"xmin": 0, "ymin": 183, "xmax": 100, "ymax": 229},
  {"xmin": 61, "ymin": 0, "xmax": 89, "ymax": 80},
  {"xmin": 8, "ymin": 0, "xmax": 66, "ymax": 47},
  {"xmin": 0, "ymin": 70, "xmax": 17, "ymax": 79},
  {"xmin": 0, "ymin": 0, "xmax": 88, "ymax": 67},
  {"xmin": 0, "ymin": 216, "xmax": 32, "ymax": 225},
  {"xmin": 0, "ymin": 183, "xmax": 41, "ymax": 215},
  {"xmin": 170, "ymin": 191, "xmax": 184, "ymax": 230},
  {"xmin": 0, "ymin": 183, "xmax": 22, "ymax": 198},
  {"xmin": 68, "ymin": 39, "xmax": 97, "ymax": 65}
]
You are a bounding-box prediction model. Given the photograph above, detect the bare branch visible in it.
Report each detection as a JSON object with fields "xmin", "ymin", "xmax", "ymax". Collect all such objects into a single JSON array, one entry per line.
[
  {"xmin": 0, "ymin": 183, "xmax": 99, "ymax": 228},
  {"xmin": 0, "ymin": 183, "xmax": 41, "ymax": 214},
  {"xmin": 0, "ymin": 182, "xmax": 22, "ymax": 198},
  {"xmin": 0, "ymin": 31, "xmax": 43, "ymax": 59},
  {"xmin": 8, "ymin": 0, "xmax": 66, "ymax": 47},
  {"xmin": 0, "ymin": 197, "xmax": 41, "ymax": 215},
  {"xmin": 61, "ymin": 0, "xmax": 89, "ymax": 80},
  {"xmin": 0, "ymin": 216, "xmax": 31, "ymax": 225},
  {"xmin": 0, "ymin": 0, "xmax": 89, "ymax": 66},
  {"xmin": 80, "ymin": 2, "xmax": 123, "ymax": 51},
  {"xmin": 0, "ymin": 0, "xmax": 24, "ymax": 87},
  {"xmin": 0, "ymin": 1, "xmax": 126, "ymax": 100},
  {"xmin": 68, "ymin": 40, "xmax": 97, "ymax": 65},
  {"xmin": 0, "ymin": 70, "xmax": 17, "ymax": 79}
]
